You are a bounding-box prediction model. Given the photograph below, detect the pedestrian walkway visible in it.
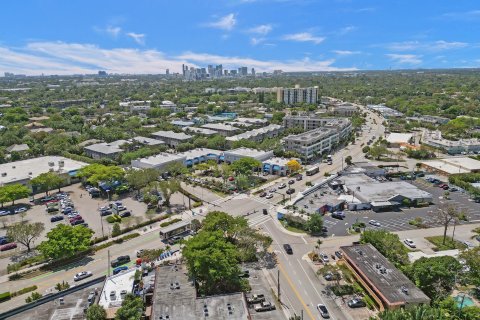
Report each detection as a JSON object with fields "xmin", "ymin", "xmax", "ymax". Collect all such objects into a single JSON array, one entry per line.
[{"xmin": 248, "ymin": 213, "xmax": 272, "ymax": 227}]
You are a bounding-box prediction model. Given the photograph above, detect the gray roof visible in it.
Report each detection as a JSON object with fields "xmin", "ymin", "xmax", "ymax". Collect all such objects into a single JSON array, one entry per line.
[
  {"xmin": 341, "ymin": 244, "xmax": 430, "ymax": 307},
  {"xmin": 6, "ymin": 144, "xmax": 30, "ymax": 152},
  {"xmin": 152, "ymin": 131, "xmax": 192, "ymax": 141}
]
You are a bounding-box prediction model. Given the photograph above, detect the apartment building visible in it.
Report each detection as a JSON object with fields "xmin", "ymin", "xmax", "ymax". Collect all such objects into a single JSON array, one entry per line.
[
  {"xmin": 283, "ymin": 116, "xmax": 352, "ymax": 139},
  {"xmin": 151, "ymin": 131, "xmax": 192, "ymax": 148},
  {"xmin": 276, "ymin": 85, "xmax": 318, "ymax": 105},
  {"xmin": 226, "ymin": 124, "xmax": 283, "ymax": 143},
  {"xmin": 283, "ymin": 128, "xmax": 339, "ymax": 160}
]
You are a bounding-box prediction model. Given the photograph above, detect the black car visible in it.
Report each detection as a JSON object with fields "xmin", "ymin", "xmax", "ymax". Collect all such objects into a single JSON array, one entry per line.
[
  {"xmin": 100, "ymin": 209, "xmax": 113, "ymax": 216},
  {"xmin": 120, "ymin": 211, "xmax": 131, "ymax": 218},
  {"xmin": 283, "ymin": 244, "xmax": 293, "ymax": 254},
  {"xmin": 111, "ymin": 255, "xmax": 131, "ymax": 267},
  {"xmin": 286, "ymin": 188, "xmax": 295, "ymax": 195},
  {"xmin": 262, "ymin": 209, "xmax": 268, "ymax": 215},
  {"xmin": 0, "ymin": 237, "xmax": 10, "ymax": 245},
  {"xmin": 335, "ymin": 251, "xmax": 343, "ymax": 259},
  {"xmin": 347, "ymin": 298, "xmax": 366, "ymax": 308},
  {"xmin": 288, "ymin": 180, "xmax": 295, "ymax": 185},
  {"xmin": 50, "ymin": 215, "xmax": 64, "ymax": 222}
]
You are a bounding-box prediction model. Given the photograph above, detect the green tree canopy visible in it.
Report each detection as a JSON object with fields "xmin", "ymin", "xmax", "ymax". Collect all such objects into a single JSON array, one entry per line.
[
  {"xmin": 115, "ymin": 294, "xmax": 144, "ymax": 320},
  {"xmin": 7, "ymin": 222, "xmax": 44, "ymax": 252},
  {"xmin": 77, "ymin": 164, "xmax": 125, "ymax": 186},
  {"xmin": 360, "ymin": 229, "xmax": 409, "ymax": 267},
  {"xmin": 305, "ymin": 213, "xmax": 324, "ymax": 235},
  {"xmin": 158, "ymin": 179, "xmax": 180, "ymax": 207},
  {"xmin": 0, "ymin": 183, "xmax": 30, "ymax": 205},
  {"xmin": 30, "ymin": 172, "xmax": 65, "ymax": 196},
  {"xmin": 38, "ymin": 224, "xmax": 93, "ymax": 260},
  {"xmin": 124, "ymin": 168, "xmax": 160, "ymax": 193},
  {"xmin": 459, "ymin": 246, "xmax": 480, "ymax": 287},
  {"xmin": 86, "ymin": 304, "xmax": 107, "ymax": 320},
  {"xmin": 230, "ymin": 157, "xmax": 261, "ymax": 175}
]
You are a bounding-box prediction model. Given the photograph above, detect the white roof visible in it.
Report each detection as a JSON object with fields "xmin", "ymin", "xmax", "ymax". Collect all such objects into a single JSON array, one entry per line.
[
  {"xmin": 182, "ymin": 127, "xmax": 217, "ymax": 136},
  {"xmin": 130, "ymin": 136, "xmax": 165, "ymax": 146},
  {"xmin": 179, "ymin": 148, "xmax": 222, "ymax": 160},
  {"xmin": 99, "ymin": 268, "xmax": 136, "ymax": 309},
  {"xmin": 132, "ymin": 153, "xmax": 185, "ymax": 168},
  {"xmin": 386, "ymin": 133, "xmax": 413, "ymax": 144},
  {"xmin": 421, "ymin": 160, "xmax": 470, "ymax": 174},
  {"xmin": 0, "ymin": 156, "xmax": 88, "ymax": 185},
  {"xmin": 84, "ymin": 140, "xmax": 129, "ymax": 155},
  {"xmin": 201, "ymin": 123, "xmax": 239, "ymax": 132},
  {"xmin": 226, "ymin": 124, "xmax": 282, "ymax": 142},
  {"xmin": 439, "ymin": 157, "xmax": 480, "ymax": 171},
  {"xmin": 225, "ymin": 148, "xmax": 271, "ymax": 158}
]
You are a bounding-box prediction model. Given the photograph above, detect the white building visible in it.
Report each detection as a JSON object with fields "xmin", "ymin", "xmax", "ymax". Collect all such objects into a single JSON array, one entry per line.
[
  {"xmin": 277, "ymin": 85, "xmax": 318, "ymax": 105},
  {"xmin": 226, "ymin": 124, "xmax": 283, "ymax": 143},
  {"xmin": 201, "ymin": 123, "xmax": 240, "ymax": 136},
  {"xmin": 99, "ymin": 268, "xmax": 136, "ymax": 314},
  {"xmin": 283, "ymin": 128, "xmax": 339, "ymax": 160},
  {"xmin": 386, "ymin": 133, "xmax": 413, "ymax": 147},
  {"xmin": 422, "ymin": 130, "xmax": 480, "ymax": 155},
  {"xmin": 224, "ymin": 148, "xmax": 273, "ymax": 163},
  {"xmin": 182, "ymin": 127, "xmax": 217, "ymax": 136}
]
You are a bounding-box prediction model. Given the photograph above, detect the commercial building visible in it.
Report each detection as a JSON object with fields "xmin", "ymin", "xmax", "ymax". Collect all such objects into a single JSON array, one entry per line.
[
  {"xmin": 262, "ymin": 157, "xmax": 295, "ymax": 176},
  {"xmin": 152, "ymin": 264, "xmax": 249, "ymax": 320},
  {"xmin": 99, "ymin": 268, "xmax": 136, "ymax": 318},
  {"xmin": 224, "ymin": 148, "xmax": 273, "ymax": 163},
  {"xmin": 84, "ymin": 140, "xmax": 129, "ymax": 159},
  {"xmin": 226, "ymin": 124, "xmax": 283, "ymax": 143},
  {"xmin": 131, "ymin": 148, "xmax": 222, "ymax": 170},
  {"xmin": 283, "ymin": 116, "xmax": 352, "ymax": 139},
  {"xmin": 276, "ymin": 85, "xmax": 318, "ymax": 104},
  {"xmin": 171, "ymin": 120, "xmax": 195, "ymax": 128},
  {"xmin": 328, "ymin": 103, "xmax": 358, "ymax": 116},
  {"xmin": 159, "ymin": 100, "xmax": 178, "ymax": 112},
  {"xmin": 421, "ymin": 157, "xmax": 480, "ymax": 176},
  {"xmin": 422, "ymin": 130, "xmax": 480, "ymax": 155},
  {"xmin": 386, "ymin": 133, "xmax": 414, "ymax": 148},
  {"xmin": 151, "ymin": 131, "xmax": 192, "ymax": 148},
  {"xmin": 233, "ymin": 117, "xmax": 269, "ymax": 127},
  {"xmin": 341, "ymin": 244, "xmax": 430, "ymax": 310},
  {"xmin": 0, "ymin": 156, "xmax": 87, "ymax": 187},
  {"xmin": 406, "ymin": 115, "xmax": 450, "ymax": 125},
  {"xmin": 130, "ymin": 136, "xmax": 165, "ymax": 147},
  {"xmin": 283, "ymin": 128, "xmax": 339, "ymax": 160},
  {"xmin": 201, "ymin": 123, "xmax": 240, "ymax": 136},
  {"xmin": 367, "ymin": 104, "xmax": 404, "ymax": 118}
]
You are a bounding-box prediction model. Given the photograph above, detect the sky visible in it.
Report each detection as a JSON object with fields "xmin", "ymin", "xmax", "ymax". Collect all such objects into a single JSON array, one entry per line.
[{"xmin": 1, "ymin": 0, "xmax": 480, "ymax": 75}]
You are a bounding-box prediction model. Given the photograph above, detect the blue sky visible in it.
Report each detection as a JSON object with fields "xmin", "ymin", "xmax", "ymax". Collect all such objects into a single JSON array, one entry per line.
[{"xmin": 1, "ymin": 0, "xmax": 479, "ymax": 75}]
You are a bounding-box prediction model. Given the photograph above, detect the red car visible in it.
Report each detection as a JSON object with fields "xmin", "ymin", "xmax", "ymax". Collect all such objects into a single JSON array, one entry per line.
[
  {"xmin": 0, "ymin": 243, "xmax": 17, "ymax": 251},
  {"xmin": 69, "ymin": 216, "xmax": 83, "ymax": 224},
  {"xmin": 438, "ymin": 184, "xmax": 448, "ymax": 188}
]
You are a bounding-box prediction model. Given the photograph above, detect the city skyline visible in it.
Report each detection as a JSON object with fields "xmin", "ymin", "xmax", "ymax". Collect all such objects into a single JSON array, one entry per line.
[{"xmin": 1, "ymin": 0, "xmax": 480, "ymax": 75}]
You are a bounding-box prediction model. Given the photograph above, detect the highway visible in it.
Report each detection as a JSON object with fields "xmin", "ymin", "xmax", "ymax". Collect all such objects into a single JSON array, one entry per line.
[{"xmin": 0, "ymin": 104, "xmax": 384, "ymax": 317}]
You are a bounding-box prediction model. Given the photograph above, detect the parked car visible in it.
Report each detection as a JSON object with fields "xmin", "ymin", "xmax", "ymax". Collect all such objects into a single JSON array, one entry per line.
[
  {"xmin": 331, "ymin": 212, "xmax": 345, "ymax": 220},
  {"xmin": 296, "ymin": 174, "xmax": 303, "ymax": 181},
  {"xmin": 14, "ymin": 207, "xmax": 27, "ymax": 214},
  {"xmin": 50, "ymin": 215, "xmax": 64, "ymax": 222},
  {"xmin": 100, "ymin": 210, "xmax": 113, "ymax": 216},
  {"xmin": 120, "ymin": 211, "xmax": 131, "ymax": 218},
  {"xmin": 317, "ymin": 304, "xmax": 330, "ymax": 318},
  {"xmin": 73, "ymin": 271, "xmax": 93, "ymax": 282},
  {"xmin": 262, "ymin": 209, "xmax": 268, "ymax": 215},
  {"xmin": 254, "ymin": 301, "xmax": 276, "ymax": 312},
  {"xmin": 404, "ymin": 239, "xmax": 416, "ymax": 248},
  {"xmin": 259, "ymin": 192, "xmax": 267, "ymax": 197},
  {"xmin": 269, "ymin": 188, "xmax": 276, "ymax": 193},
  {"xmin": 278, "ymin": 183, "xmax": 287, "ymax": 189},
  {"xmin": 320, "ymin": 253, "xmax": 329, "ymax": 263},
  {"xmin": 348, "ymin": 298, "xmax": 366, "ymax": 308},
  {"xmin": 113, "ymin": 266, "xmax": 129, "ymax": 275},
  {"xmin": 283, "ymin": 244, "xmax": 293, "ymax": 254},
  {"xmin": 324, "ymin": 272, "xmax": 341, "ymax": 281},
  {"xmin": 247, "ymin": 293, "xmax": 265, "ymax": 304},
  {"xmin": 111, "ymin": 255, "xmax": 131, "ymax": 268},
  {"xmin": 265, "ymin": 193, "xmax": 274, "ymax": 199},
  {"xmin": 369, "ymin": 220, "xmax": 381, "ymax": 227},
  {"xmin": 0, "ymin": 210, "xmax": 9, "ymax": 216},
  {"xmin": 288, "ymin": 179, "xmax": 295, "ymax": 185},
  {"xmin": 0, "ymin": 237, "xmax": 11, "ymax": 245},
  {"xmin": 286, "ymin": 188, "xmax": 295, "ymax": 195},
  {"xmin": 335, "ymin": 251, "xmax": 343, "ymax": 259},
  {"xmin": 71, "ymin": 219, "xmax": 85, "ymax": 226},
  {"xmin": 0, "ymin": 243, "xmax": 17, "ymax": 251},
  {"xmin": 136, "ymin": 249, "xmax": 144, "ymax": 258}
]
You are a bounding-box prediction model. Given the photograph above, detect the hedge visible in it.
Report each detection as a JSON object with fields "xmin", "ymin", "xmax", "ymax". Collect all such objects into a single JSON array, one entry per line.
[
  {"xmin": 160, "ymin": 218, "xmax": 182, "ymax": 228},
  {"xmin": 0, "ymin": 292, "xmax": 11, "ymax": 303},
  {"xmin": 94, "ymin": 233, "xmax": 140, "ymax": 251},
  {"xmin": 11, "ymin": 285, "xmax": 37, "ymax": 297}
]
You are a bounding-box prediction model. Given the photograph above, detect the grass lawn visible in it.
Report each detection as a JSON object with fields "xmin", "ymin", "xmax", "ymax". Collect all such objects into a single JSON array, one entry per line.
[
  {"xmin": 280, "ymin": 221, "xmax": 306, "ymax": 234},
  {"xmin": 425, "ymin": 236, "xmax": 467, "ymax": 251}
]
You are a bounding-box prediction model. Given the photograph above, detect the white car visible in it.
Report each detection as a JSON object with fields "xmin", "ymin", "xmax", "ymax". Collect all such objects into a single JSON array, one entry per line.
[
  {"xmin": 369, "ymin": 220, "xmax": 381, "ymax": 227},
  {"xmin": 73, "ymin": 271, "xmax": 92, "ymax": 281},
  {"xmin": 462, "ymin": 240, "xmax": 474, "ymax": 248},
  {"xmin": 14, "ymin": 207, "xmax": 27, "ymax": 214},
  {"xmin": 278, "ymin": 183, "xmax": 287, "ymax": 189},
  {"xmin": 403, "ymin": 239, "xmax": 416, "ymax": 248},
  {"xmin": 265, "ymin": 193, "xmax": 274, "ymax": 199}
]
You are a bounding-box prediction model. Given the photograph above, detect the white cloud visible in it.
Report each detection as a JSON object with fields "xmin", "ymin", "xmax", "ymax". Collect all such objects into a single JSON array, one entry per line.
[
  {"xmin": 282, "ymin": 32, "xmax": 325, "ymax": 44},
  {"xmin": 338, "ymin": 26, "xmax": 356, "ymax": 35},
  {"xmin": 250, "ymin": 37, "xmax": 266, "ymax": 45},
  {"xmin": 0, "ymin": 41, "xmax": 355, "ymax": 75},
  {"xmin": 387, "ymin": 40, "xmax": 468, "ymax": 52},
  {"xmin": 441, "ymin": 10, "xmax": 480, "ymax": 21},
  {"xmin": 206, "ymin": 13, "xmax": 237, "ymax": 31},
  {"xmin": 126, "ymin": 32, "xmax": 146, "ymax": 45},
  {"xmin": 333, "ymin": 50, "xmax": 361, "ymax": 55},
  {"xmin": 248, "ymin": 24, "xmax": 273, "ymax": 35},
  {"xmin": 106, "ymin": 26, "xmax": 122, "ymax": 38},
  {"xmin": 386, "ymin": 54, "xmax": 422, "ymax": 65}
]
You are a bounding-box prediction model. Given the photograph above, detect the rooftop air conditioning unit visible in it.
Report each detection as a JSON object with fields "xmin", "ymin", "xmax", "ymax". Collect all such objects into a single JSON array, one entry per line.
[
  {"xmin": 59, "ymin": 160, "xmax": 65, "ymax": 167},
  {"xmin": 48, "ymin": 162, "xmax": 54, "ymax": 167},
  {"xmin": 1, "ymin": 173, "xmax": 6, "ymax": 177}
]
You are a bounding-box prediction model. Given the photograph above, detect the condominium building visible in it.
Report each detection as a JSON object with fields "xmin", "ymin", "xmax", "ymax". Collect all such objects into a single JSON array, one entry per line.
[
  {"xmin": 276, "ymin": 85, "xmax": 319, "ymax": 105},
  {"xmin": 283, "ymin": 116, "xmax": 352, "ymax": 139},
  {"xmin": 201, "ymin": 123, "xmax": 240, "ymax": 137},
  {"xmin": 226, "ymin": 124, "xmax": 283, "ymax": 143},
  {"xmin": 283, "ymin": 128, "xmax": 339, "ymax": 160}
]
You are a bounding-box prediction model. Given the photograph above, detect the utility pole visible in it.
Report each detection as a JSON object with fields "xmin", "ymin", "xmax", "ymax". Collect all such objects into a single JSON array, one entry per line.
[
  {"xmin": 277, "ymin": 269, "xmax": 281, "ymax": 303},
  {"xmin": 301, "ymin": 310, "xmax": 304, "ymax": 320},
  {"xmin": 107, "ymin": 250, "xmax": 111, "ymax": 277}
]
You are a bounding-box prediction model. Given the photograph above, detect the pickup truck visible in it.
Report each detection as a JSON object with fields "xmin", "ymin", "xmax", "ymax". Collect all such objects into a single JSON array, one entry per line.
[
  {"xmin": 254, "ymin": 301, "xmax": 276, "ymax": 312},
  {"xmin": 247, "ymin": 294, "xmax": 265, "ymax": 304}
]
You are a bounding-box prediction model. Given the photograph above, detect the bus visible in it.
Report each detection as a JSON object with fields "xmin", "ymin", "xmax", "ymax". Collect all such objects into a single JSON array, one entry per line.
[{"xmin": 306, "ymin": 166, "xmax": 320, "ymax": 176}]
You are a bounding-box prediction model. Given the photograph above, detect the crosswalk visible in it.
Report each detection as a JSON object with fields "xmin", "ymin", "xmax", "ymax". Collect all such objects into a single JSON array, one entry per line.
[{"xmin": 248, "ymin": 213, "xmax": 272, "ymax": 227}]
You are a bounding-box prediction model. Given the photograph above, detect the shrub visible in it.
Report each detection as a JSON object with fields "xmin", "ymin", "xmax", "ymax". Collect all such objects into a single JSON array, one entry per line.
[
  {"xmin": 25, "ymin": 292, "xmax": 42, "ymax": 303},
  {"xmin": 192, "ymin": 201, "xmax": 203, "ymax": 208},
  {"xmin": 12, "ymin": 285, "xmax": 37, "ymax": 297},
  {"xmin": 8, "ymin": 274, "xmax": 22, "ymax": 281},
  {"xmin": 0, "ymin": 292, "xmax": 11, "ymax": 302},
  {"xmin": 106, "ymin": 215, "xmax": 122, "ymax": 223},
  {"xmin": 112, "ymin": 223, "xmax": 121, "ymax": 237},
  {"xmin": 160, "ymin": 218, "xmax": 182, "ymax": 227}
]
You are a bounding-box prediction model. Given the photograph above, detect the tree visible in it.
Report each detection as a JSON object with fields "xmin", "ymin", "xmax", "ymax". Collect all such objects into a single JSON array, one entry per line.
[
  {"xmin": 286, "ymin": 159, "xmax": 301, "ymax": 173},
  {"xmin": 38, "ymin": 224, "xmax": 93, "ymax": 259},
  {"xmin": 7, "ymin": 222, "xmax": 44, "ymax": 252},
  {"xmin": 360, "ymin": 229, "xmax": 409, "ymax": 267},
  {"xmin": 86, "ymin": 304, "xmax": 107, "ymax": 320},
  {"xmin": 345, "ymin": 155, "xmax": 353, "ymax": 165},
  {"xmin": 164, "ymin": 161, "xmax": 188, "ymax": 177},
  {"xmin": 220, "ymin": 163, "xmax": 233, "ymax": 186},
  {"xmin": 158, "ymin": 179, "xmax": 180, "ymax": 207},
  {"xmin": 183, "ymin": 230, "xmax": 242, "ymax": 295},
  {"xmin": 459, "ymin": 246, "xmax": 480, "ymax": 287},
  {"xmin": 190, "ymin": 219, "xmax": 202, "ymax": 232},
  {"xmin": 77, "ymin": 164, "xmax": 125, "ymax": 186},
  {"xmin": 0, "ymin": 184, "xmax": 30, "ymax": 206},
  {"xmin": 30, "ymin": 172, "xmax": 65, "ymax": 196},
  {"xmin": 429, "ymin": 205, "xmax": 459, "ymax": 245},
  {"xmin": 124, "ymin": 168, "xmax": 160, "ymax": 195},
  {"xmin": 115, "ymin": 294, "xmax": 144, "ymax": 320},
  {"xmin": 112, "ymin": 223, "xmax": 121, "ymax": 237},
  {"xmin": 406, "ymin": 256, "xmax": 461, "ymax": 301},
  {"xmin": 235, "ymin": 174, "xmax": 250, "ymax": 191},
  {"xmin": 368, "ymin": 145, "xmax": 388, "ymax": 160},
  {"xmin": 377, "ymin": 304, "xmax": 448, "ymax": 320},
  {"xmin": 230, "ymin": 158, "xmax": 261, "ymax": 175},
  {"xmin": 305, "ymin": 213, "xmax": 324, "ymax": 235}
]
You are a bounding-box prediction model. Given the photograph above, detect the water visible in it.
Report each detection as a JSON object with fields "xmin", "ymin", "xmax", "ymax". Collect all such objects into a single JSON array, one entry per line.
[{"xmin": 454, "ymin": 295, "xmax": 475, "ymax": 308}]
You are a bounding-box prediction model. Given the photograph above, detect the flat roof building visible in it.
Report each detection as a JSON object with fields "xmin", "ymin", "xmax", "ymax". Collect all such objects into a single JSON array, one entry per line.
[
  {"xmin": 99, "ymin": 268, "xmax": 136, "ymax": 316},
  {"xmin": 224, "ymin": 148, "xmax": 274, "ymax": 163},
  {"xmin": 152, "ymin": 264, "xmax": 249, "ymax": 320},
  {"xmin": 283, "ymin": 128, "xmax": 339, "ymax": 160},
  {"xmin": 201, "ymin": 123, "xmax": 240, "ymax": 137},
  {"xmin": 84, "ymin": 140, "xmax": 129, "ymax": 159},
  {"xmin": 341, "ymin": 244, "xmax": 430, "ymax": 310},
  {"xmin": 226, "ymin": 124, "xmax": 283, "ymax": 142},
  {"xmin": 151, "ymin": 131, "xmax": 192, "ymax": 148},
  {"xmin": 0, "ymin": 156, "xmax": 88, "ymax": 186},
  {"xmin": 171, "ymin": 120, "xmax": 195, "ymax": 128},
  {"xmin": 422, "ymin": 130, "xmax": 480, "ymax": 155},
  {"xmin": 277, "ymin": 85, "xmax": 318, "ymax": 105},
  {"xmin": 132, "ymin": 153, "xmax": 185, "ymax": 171},
  {"xmin": 421, "ymin": 157, "xmax": 480, "ymax": 176},
  {"xmin": 130, "ymin": 136, "xmax": 165, "ymax": 146},
  {"xmin": 386, "ymin": 133, "xmax": 413, "ymax": 147},
  {"xmin": 182, "ymin": 127, "xmax": 217, "ymax": 136}
]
